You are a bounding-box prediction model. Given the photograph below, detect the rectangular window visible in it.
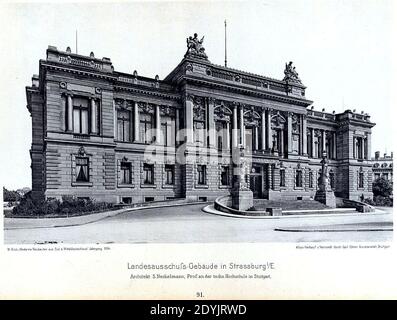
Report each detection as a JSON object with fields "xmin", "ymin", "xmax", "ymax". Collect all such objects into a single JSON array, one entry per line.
[
  {"xmin": 194, "ymin": 121, "xmax": 206, "ymax": 147},
  {"xmin": 117, "ymin": 110, "xmax": 131, "ymax": 142},
  {"xmin": 73, "ymin": 97, "xmax": 89, "ymax": 135},
  {"xmin": 309, "ymin": 171, "xmax": 313, "ymax": 188},
  {"xmin": 197, "ymin": 165, "xmax": 206, "ymax": 185},
  {"xmin": 295, "ymin": 170, "xmax": 303, "ymax": 188},
  {"xmin": 165, "ymin": 164, "xmax": 175, "ymax": 185},
  {"xmin": 359, "ymin": 172, "xmax": 364, "ymax": 188},
  {"xmin": 374, "ymin": 173, "xmax": 380, "ymax": 180},
  {"xmin": 216, "ymin": 121, "xmax": 227, "ymax": 151},
  {"xmin": 161, "ymin": 117, "xmax": 175, "ymax": 146},
  {"xmin": 280, "ymin": 169, "xmax": 286, "ymax": 187},
  {"xmin": 245, "ymin": 127, "xmax": 253, "ymax": 152},
  {"xmin": 139, "ymin": 113, "xmax": 153, "ymax": 144},
  {"xmin": 76, "ymin": 157, "xmax": 89, "ymax": 182},
  {"xmin": 121, "ymin": 162, "xmax": 132, "ymax": 184},
  {"xmin": 143, "ymin": 163, "xmax": 154, "ymax": 184},
  {"xmin": 221, "ymin": 166, "xmax": 230, "ymax": 186}
]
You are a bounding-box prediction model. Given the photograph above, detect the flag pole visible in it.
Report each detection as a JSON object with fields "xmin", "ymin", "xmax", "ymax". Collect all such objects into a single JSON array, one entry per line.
[{"xmin": 224, "ymin": 20, "xmax": 227, "ymax": 67}]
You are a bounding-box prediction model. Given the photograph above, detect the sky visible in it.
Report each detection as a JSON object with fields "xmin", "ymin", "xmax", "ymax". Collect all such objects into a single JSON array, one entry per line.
[{"xmin": 0, "ymin": 0, "xmax": 395, "ymax": 190}]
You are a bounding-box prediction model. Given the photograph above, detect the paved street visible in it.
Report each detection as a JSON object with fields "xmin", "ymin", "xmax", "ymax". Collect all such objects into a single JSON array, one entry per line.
[{"xmin": 4, "ymin": 204, "xmax": 393, "ymax": 244}]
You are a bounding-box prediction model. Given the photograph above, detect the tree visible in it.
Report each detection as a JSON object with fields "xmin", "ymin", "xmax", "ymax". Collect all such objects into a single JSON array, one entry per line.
[
  {"xmin": 372, "ymin": 177, "xmax": 393, "ymax": 197},
  {"xmin": 3, "ymin": 187, "xmax": 21, "ymax": 202}
]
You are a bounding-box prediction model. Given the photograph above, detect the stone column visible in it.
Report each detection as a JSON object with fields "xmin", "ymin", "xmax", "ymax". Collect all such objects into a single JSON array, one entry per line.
[
  {"xmin": 175, "ymin": 108, "xmax": 180, "ymax": 146},
  {"xmin": 302, "ymin": 115, "xmax": 307, "ymax": 155},
  {"xmin": 361, "ymin": 138, "xmax": 365, "ymax": 160},
  {"xmin": 67, "ymin": 94, "xmax": 73, "ymax": 132},
  {"xmin": 280, "ymin": 129, "xmax": 284, "ymax": 156},
  {"xmin": 254, "ymin": 126, "xmax": 259, "ymax": 150},
  {"xmin": 333, "ymin": 132, "xmax": 337, "ymax": 159},
  {"xmin": 322, "ymin": 130, "xmax": 326, "ymax": 154},
  {"xmin": 113, "ymin": 99, "xmax": 117, "ymax": 139},
  {"xmin": 266, "ymin": 109, "xmax": 272, "ymax": 150},
  {"xmin": 90, "ymin": 97, "xmax": 97, "ymax": 135},
  {"xmin": 261, "ymin": 111, "xmax": 266, "ymax": 150},
  {"xmin": 366, "ymin": 133, "xmax": 371, "ymax": 160},
  {"xmin": 208, "ymin": 98, "xmax": 216, "ymax": 148},
  {"xmin": 287, "ymin": 112, "xmax": 292, "ymax": 154},
  {"xmin": 225, "ymin": 122, "xmax": 230, "ymax": 150},
  {"xmin": 240, "ymin": 104, "xmax": 245, "ymax": 146},
  {"xmin": 133, "ymin": 101, "xmax": 139, "ymax": 142},
  {"xmin": 353, "ymin": 136, "xmax": 356, "ymax": 159},
  {"xmin": 185, "ymin": 94, "xmax": 194, "ymax": 145},
  {"xmin": 155, "ymin": 104, "xmax": 161, "ymax": 145},
  {"xmin": 232, "ymin": 103, "xmax": 238, "ymax": 148},
  {"xmin": 311, "ymin": 128, "xmax": 316, "ymax": 158}
]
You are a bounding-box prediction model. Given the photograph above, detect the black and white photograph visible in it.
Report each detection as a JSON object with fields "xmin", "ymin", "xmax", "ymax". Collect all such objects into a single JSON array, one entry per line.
[{"xmin": 0, "ymin": 0, "xmax": 396, "ymax": 300}]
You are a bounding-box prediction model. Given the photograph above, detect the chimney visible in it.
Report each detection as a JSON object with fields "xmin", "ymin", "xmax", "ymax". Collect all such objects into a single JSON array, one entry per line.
[
  {"xmin": 375, "ymin": 151, "xmax": 380, "ymax": 160},
  {"xmin": 391, "ymin": 152, "xmax": 393, "ymax": 159}
]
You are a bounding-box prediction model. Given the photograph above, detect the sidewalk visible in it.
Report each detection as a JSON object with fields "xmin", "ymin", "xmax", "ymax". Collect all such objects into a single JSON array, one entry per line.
[{"xmin": 4, "ymin": 201, "xmax": 208, "ymax": 230}]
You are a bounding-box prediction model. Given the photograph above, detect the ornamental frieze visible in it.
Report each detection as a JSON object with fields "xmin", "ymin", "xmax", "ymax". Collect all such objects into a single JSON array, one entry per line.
[
  {"xmin": 138, "ymin": 102, "xmax": 155, "ymax": 114},
  {"xmin": 160, "ymin": 105, "xmax": 176, "ymax": 117}
]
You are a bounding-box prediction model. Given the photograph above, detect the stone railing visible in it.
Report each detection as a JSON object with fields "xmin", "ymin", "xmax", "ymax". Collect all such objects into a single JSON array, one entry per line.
[
  {"xmin": 342, "ymin": 199, "xmax": 375, "ymax": 213},
  {"xmin": 307, "ymin": 109, "xmax": 336, "ymax": 121},
  {"xmin": 214, "ymin": 196, "xmax": 281, "ymax": 216},
  {"xmin": 46, "ymin": 46, "xmax": 113, "ymax": 73}
]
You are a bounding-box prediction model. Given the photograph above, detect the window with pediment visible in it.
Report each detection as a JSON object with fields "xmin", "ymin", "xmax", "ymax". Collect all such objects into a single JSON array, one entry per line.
[
  {"xmin": 271, "ymin": 111, "xmax": 286, "ymax": 155},
  {"xmin": 244, "ymin": 106, "xmax": 261, "ymax": 152},
  {"xmin": 160, "ymin": 106, "xmax": 176, "ymax": 147},
  {"xmin": 291, "ymin": 114, "xmax": 300, "ymax": 154},
  {"xmin": 214, "ymin": 103, "xmax": 232, "ymax": 151},
  {"xmin": 138, "ymin": 103, "xmax": 155, "ymax": 144},
  {"xmin": 193, "ymin": 97, "xmax": 206, "ymax": 147}
]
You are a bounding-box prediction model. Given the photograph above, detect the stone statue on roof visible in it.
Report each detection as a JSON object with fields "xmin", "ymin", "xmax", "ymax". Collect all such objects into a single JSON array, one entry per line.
[
  {"xmin": 283, "ymin": 61, "xmax": 302, "ymax": 84},
  {"xmin": 185, "ymin": 33, "xmax": 208, "ymax": 59}
]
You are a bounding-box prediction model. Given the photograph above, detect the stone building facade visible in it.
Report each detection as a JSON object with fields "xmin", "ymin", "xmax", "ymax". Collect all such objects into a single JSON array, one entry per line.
[
  {"xmin": 26, "ymin": 35, "xmax": 375, "ymax": 204},
  {"xmin": 372, "ymin": 151, "xmax": 393, "ymax": 181}
]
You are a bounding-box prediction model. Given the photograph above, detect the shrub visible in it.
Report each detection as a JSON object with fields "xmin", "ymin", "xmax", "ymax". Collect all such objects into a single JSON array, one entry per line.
[
  {"xmin": 373, "ymin": 177, "xmax": 393, "ymax": 197},
  {"xmin": 363, "ymin": 198, "xmax": 375, "ymax": 206},
  {"xmin": 373, "ymin": 195, "xmax": 393, "ymax": 207},
  {"xmin": 11, "ymin": 196, "xmax": 116, "ymax": 217}
]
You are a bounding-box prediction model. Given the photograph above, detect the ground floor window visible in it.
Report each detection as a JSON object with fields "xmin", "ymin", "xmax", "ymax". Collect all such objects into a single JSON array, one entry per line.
[
  {"xmin": 295, "ymin": 169, "xmax": 303, "ymax": 188},
  {"xmin": 308, "ymin": 170, "xmax": 313, "ymax": 188},
  {"xmin": 197, "ymin": 165, "xmax": 207, "ymax": 185},
  {"xmin": 121, "ymin": 162, "xmax": 132, "ymax": 184},
  {"xmin": 165, "ymin": 164, "xmax": 175, "ymax": 185},
  {"xmin": 143, "ymin": 163, "xmax": 154, "ymax": 184},
  {"xmin": 76, "ymin": 157, "xmax": 89, "ymax": 182},
  {"xmin": 280, "ymin": 169, "xmax": 285, "ymax": 187},
  {"xmin": 358, "ymin": 171, "xmax": 364, "ymax": 188},
  {"xmin": 220, "ymin": 166, "xmax": 230, "ymax": 186}
]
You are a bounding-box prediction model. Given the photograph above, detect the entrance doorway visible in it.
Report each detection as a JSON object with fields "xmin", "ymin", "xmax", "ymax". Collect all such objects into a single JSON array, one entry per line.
[{"xmin": 250, "ymin": 165, "xmax": 262, "ymax": 198}]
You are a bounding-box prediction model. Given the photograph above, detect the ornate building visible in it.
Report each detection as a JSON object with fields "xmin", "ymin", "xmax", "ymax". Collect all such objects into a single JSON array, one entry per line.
[
  {"xmin": 26, "ymin": 34, "xmax": 375, "ymax": 204},
  {"xmin": 372, "ymin": 151, "xmax": 393, "ymax": 181}
]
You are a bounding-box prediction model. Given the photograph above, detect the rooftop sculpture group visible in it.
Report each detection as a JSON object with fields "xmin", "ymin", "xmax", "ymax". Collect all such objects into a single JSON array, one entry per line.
[
  {"xmin": 185, "ymin": 33, "xmax": 208, "ymax": 59},
  {"xmin": 283, "ymin": 61, "xmax": 302, "ymax": 84}
]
